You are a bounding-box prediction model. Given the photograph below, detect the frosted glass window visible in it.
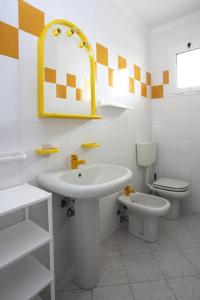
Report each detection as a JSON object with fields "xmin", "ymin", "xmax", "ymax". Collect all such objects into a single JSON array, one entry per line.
[{"xmin": 176, "ymin": 48, "xmax": 200, "ymax": 89}]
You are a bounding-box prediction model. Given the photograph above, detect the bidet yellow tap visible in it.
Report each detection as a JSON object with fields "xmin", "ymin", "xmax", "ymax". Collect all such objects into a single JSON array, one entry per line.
[
  {"xmin": 124, "ymin": 185, "xmax": 135, "ymax": 196},
  {"xmin": 70, "ymin": 153, "xmax": 86, "ymax": 169}
]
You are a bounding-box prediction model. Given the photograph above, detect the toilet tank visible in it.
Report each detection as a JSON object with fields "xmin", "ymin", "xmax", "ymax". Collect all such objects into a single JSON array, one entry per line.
[{"xmin": 136, "ymin": 142, "xmax": 157, "ymax": 167}]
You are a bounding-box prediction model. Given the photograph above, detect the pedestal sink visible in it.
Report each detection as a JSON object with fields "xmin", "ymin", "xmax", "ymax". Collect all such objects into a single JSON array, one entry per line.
[{"xmin": 37, "ymin": 164, "xmax": 132, "ymax": 289}]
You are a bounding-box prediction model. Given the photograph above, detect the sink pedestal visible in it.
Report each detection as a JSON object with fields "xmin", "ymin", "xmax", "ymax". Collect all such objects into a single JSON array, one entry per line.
[{"xmin": 74, "ymin": 198, "xmax": 99, "ymax": 289}]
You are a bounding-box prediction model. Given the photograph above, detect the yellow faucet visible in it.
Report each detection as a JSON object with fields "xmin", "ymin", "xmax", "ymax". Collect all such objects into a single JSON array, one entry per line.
[{"xmin": 71, "ymin": 153, "xmax": 86, "ymax": 169}]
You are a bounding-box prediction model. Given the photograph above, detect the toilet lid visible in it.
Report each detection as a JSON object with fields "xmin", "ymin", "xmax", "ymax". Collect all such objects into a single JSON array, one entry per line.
[{"xmin": 153, "ymin": 178, "xmax": 189, "ymax": 192}]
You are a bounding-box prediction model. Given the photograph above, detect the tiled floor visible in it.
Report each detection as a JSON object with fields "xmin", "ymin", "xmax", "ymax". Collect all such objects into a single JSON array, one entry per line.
[{"xmin": 54, "ymin": 210, "xmax": 200, "ymax": 300}]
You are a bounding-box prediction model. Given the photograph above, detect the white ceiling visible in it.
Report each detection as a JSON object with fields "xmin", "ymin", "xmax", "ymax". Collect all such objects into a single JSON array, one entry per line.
[{"xmin": 114, "ymin": 0, "xmax": 200, "ymax": 29}]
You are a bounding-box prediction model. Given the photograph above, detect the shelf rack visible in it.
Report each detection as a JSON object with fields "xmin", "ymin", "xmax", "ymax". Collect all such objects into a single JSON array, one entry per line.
[{"xmin": 0, "ymin": 183, "xmax": 55, "ymax": 300}]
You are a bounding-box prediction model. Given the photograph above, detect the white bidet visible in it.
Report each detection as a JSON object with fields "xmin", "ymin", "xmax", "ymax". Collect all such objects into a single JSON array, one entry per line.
[{"xmin": 118, "ymin": 192, "xmax": 170, "ymax": 242}]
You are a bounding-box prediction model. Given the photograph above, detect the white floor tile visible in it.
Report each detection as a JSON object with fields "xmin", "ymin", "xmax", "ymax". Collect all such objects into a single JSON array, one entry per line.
[
  {"xmin": 169, "ymin": 229, "xmax": 200, "ymax": 249},
  {"xmin": 182, "ymin": 247, "xmax": 200, "ymax": 272},
  {"xmin": 98, "ymin": 256, "xmax": 128, "ymax": 286},
  {"xmin": 153, "ymin": 249, "xmax": 198, "ymax": 278},
  {"xmin": 131, "ymin": 280, "xmax": 176, "ymax": 300},
  {"xmin": 123, "ymin": 252, "xmax": 163, "ymax": 282},
  {"xmin": 100, "ymin": 237, "xmax": 120, "ymax": 257},
  {"xmin": 56, "ymin": 289, "xmax": 92, "ymax": 300},
  {"xmin": 93, "ymin": 284, "xmax": 133, "ymax": 300},
  {"xmin": 168, "ymin": 275, "xmax": 200, "ymax": 300}
]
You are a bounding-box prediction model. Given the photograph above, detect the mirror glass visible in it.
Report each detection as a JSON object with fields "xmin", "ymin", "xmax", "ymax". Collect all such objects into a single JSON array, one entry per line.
[{"xmin": 38, "ymin": 20, "xmax": 100, "ymax": 119}]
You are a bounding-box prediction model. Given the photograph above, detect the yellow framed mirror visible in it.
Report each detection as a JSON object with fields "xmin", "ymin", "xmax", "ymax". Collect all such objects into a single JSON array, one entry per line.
[{"xmin": 38, "ymin": 19, "xmax": 101, "ymax": 119}]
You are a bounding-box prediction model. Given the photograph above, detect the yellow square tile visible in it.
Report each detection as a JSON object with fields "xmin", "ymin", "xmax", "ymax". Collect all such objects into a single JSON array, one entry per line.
[
  {"xmin": 0, "ymin": 22, "xmax": 18, "ymax": 59},
  {"xmin": 45, "ymin": 67, "xmax": 56, "ymax": 83},
  {"xmin": 141, "ymin": 82, "xmax": 147, "ymax": 97},
  {"xmin": 19, "ymin": 0, "xmax": 44, "ymax": 37},
  {"xmin": 96, "ymin": 43, "xmax": 108, "ymax": 66},
  {"xmin": 76, "ymin": 88, "xmax": 82, "ymax": 101},
  {"xmin": 118, "ymin": 56, "xmax": 127, "ymax": 70},
  {"xmin": 163, "ymin": 70, "xmax": 169, "ymax": 84},
  {"xmin": 67, "ymin": 73, "xmax": 76, "ymax": 87},
  {"xmin": 146, "ymin": 72, "xmax": 151, "ymax": 85},
  {"xmin": 151, "ymin": 85, "xmax": 163, "ymax": 99},
  {"xmin": 129, "ymin": 77, "xmax": 134, "ymax": 93},
  {"xmin": 134, "ymin": 65, "xmax": 141, "ymax": 81},
  {"xmin": 108, "ymin": 68, "xmax": 114, "ymax": 87},
  {"xmin": 56, "ymin": 84, "xmax": 66, "ymax": 99}
]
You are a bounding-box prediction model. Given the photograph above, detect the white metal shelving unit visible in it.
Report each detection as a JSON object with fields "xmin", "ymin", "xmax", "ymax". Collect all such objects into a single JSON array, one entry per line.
[{"xmin": 0, "ymin": 183, "xmax": 55, "ymax": 300}]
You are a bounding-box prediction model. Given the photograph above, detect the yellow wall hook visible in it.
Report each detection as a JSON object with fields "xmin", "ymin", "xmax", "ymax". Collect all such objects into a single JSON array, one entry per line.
[
  {"xmin": 78, "ymin": 41, "xmax": 89, "ymax": 48},
  {"xmin": 66, "ymin": 28, "xmax": 78, "ymax": 36},
  {"xmin": 52, "ymin": 28, "xmax": 61, "ymax": 36}
]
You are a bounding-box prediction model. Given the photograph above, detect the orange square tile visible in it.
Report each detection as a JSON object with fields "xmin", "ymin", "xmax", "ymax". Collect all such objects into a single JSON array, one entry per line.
[
  {"xmin": 151, "ymin": 85, "xmax": 163, "ymax": 99},
  {"xmin": 118, "ymin": 56, "xmax": 127, "ymax": 70},
  {"xmin": 45, "ymin": 67, "xmax": 56, "ymax": 83},
  {"xmin": 67, "ymin": 73, "xmax": 76, "ymax": 87},
  {"xmin": 146, "ymin": 72, "xmax": 151, "ymax": 85},
  {"xmin": 19, "ymin": 0, "xmax": 44, "ymax": 37},
  {"xmin": 163, "ymin": 70, "xmax": 169, "ymax": 84},
  {"xmin": 56, "ymin": 84, "xmax": 66, "ymax": 99},
  {"xmin": 134, "ymin": 65, "xmax": 141, "ymax": 81},
  {"xmin": 129, "ymin": 77, "xmax": 134, "ymax": 93},
  {"xmin": 76, "ymin": 88, "xmax": 82, "ymax": 101},
  {"xmin": 96, "ymin": 43, "xmax": 108, "ymax": 66},
  {"xmin": 0, "ymin": 22, "xmax": 18, "ymax": 59},
  {"xmin": 141, "ymin": 82, "xmax": 147, "ymax": 97},
  {"xmin": 108, "ymin": 68, "xmax": 114, "ymax": 87}
]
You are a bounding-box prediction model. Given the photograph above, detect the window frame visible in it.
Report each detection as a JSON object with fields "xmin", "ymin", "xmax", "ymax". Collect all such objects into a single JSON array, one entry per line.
[{"xmin": 170, "ymin": 40, "xmax": 200, "ymax": 96}]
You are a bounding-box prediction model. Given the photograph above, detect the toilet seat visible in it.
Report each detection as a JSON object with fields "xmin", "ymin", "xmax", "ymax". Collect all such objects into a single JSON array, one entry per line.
[{"xmin": 153, "ymin": 178, "xmax": 189, "ymax": 192}]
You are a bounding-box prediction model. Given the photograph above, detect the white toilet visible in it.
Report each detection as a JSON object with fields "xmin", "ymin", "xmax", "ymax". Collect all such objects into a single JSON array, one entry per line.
[
  {"xmin": 136, "ymin": 142, "xmax": 190, "ymax": 220},
  {"xmin": 118, "ymin": 192, "xmax": 170, "ymax": 242}
]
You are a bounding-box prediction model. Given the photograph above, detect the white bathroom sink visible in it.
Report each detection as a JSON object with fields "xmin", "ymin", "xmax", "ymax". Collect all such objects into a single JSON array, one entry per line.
[
  {"xmin": 37, "ymin": 163, "xmax": 132, "ymax": 289},
  {"xmin": 37, "ymin": 163, "xmax": 132, "ymax": 199}
]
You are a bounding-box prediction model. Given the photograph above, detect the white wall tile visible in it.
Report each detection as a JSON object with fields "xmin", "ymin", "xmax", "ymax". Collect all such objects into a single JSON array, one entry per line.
[
  {"xmin": 45, "ymin": 122, "xmax": 68, "ymax": 148},
  {"xmin": 0, "ymin": 56, "xmax": 18, "ymax": 90},
  {"xmin": 19, "ymin": 31, "xmax": 38, "ymax": 65},
  {"xmin": 20, "ymin": 122, "xmax": 45, "ymax": 151},
  {"xmin": 0, "ymin": 0, "xmax": 18, "ymax": 27},
  {"xmin": 0, "ymin": 122, "xmax": 20, "ymax": 152},
  {"xmin": 19, "ymin": 62, "xmax": 37, "ymax": 93},
  {"xmin": 165, "ymin": 110, "xmax": 177, "ymax": 124},
  {"xmin": 24, "ymin": 0, "xmax": 46, "ymax": 11},
  {"xmin": 19, "ymin": 92, "xmax": 40, "ymax": 122},
  {"xmin": 21, "ymin": 151, "xmax": 46, "ymax": 183},
  {"xmin": 0, "ymin": 161, "xmax": 21, "ymax": 189},
  {"xmin": 0, "ymin": 88, "xmax": 19, "ymax": 121}
]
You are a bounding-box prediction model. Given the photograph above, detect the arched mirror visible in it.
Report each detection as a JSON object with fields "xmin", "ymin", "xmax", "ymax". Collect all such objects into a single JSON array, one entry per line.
[{"xmin": 38, "ymin": 19, "xmax": 101, "ymax": 119}]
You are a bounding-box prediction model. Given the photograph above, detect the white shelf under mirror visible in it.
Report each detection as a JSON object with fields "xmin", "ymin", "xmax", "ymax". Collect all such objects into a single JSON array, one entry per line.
[{"xmin": 99, "ymin": 103, "xmax": 134, "ymax": 110}]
